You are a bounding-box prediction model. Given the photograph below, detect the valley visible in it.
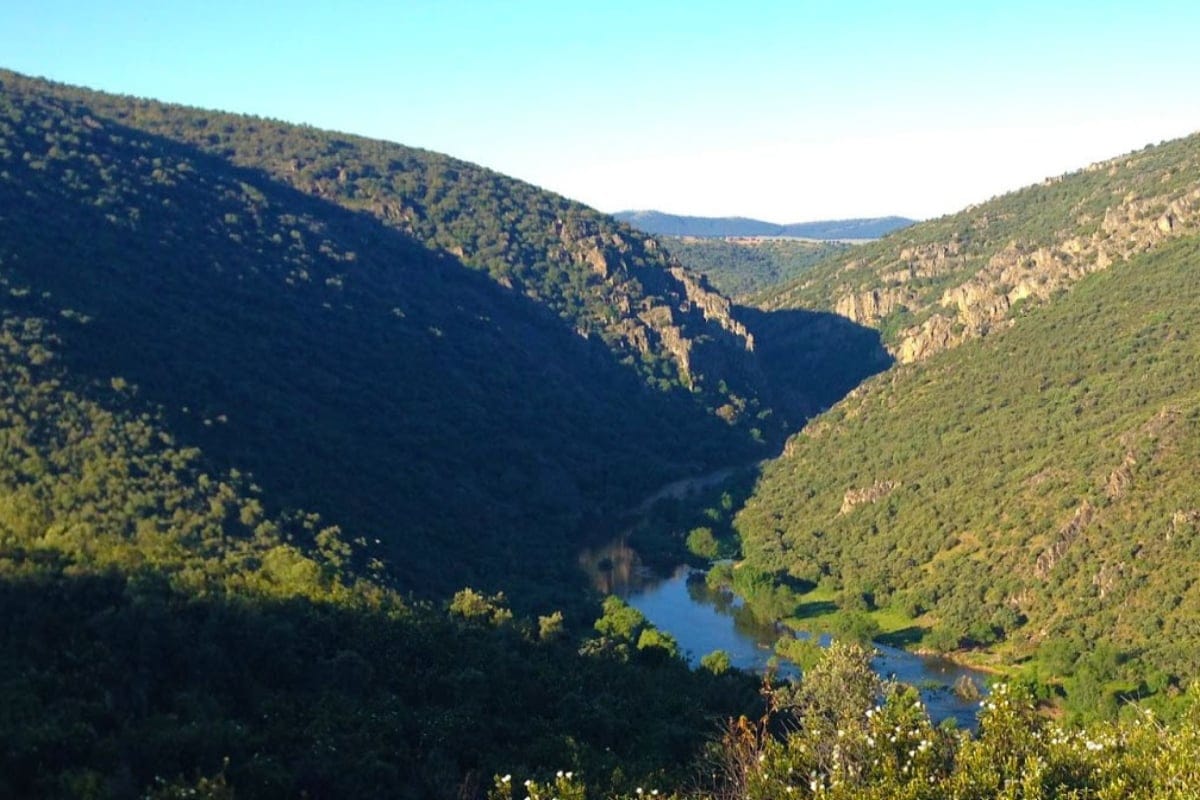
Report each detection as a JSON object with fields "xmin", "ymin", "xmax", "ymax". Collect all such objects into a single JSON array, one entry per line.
[{"xmin": 3, "ymin": 64, "xmax": 1200, "ymax": 798}]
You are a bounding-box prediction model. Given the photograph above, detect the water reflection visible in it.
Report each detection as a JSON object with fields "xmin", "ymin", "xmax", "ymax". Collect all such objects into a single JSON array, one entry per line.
[
  {"xmin": 584, "ymin": 542, "xmax": 988, "ymax": 728},
  {"xmin": 579, "ymin": 535, "xmax": 651, "ymax": 595}
]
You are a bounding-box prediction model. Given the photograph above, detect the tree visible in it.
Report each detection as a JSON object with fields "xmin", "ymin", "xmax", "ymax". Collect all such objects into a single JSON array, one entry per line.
[{"xmin": 701, "ymin": 649, "xmax": 733, "ymax": 675}]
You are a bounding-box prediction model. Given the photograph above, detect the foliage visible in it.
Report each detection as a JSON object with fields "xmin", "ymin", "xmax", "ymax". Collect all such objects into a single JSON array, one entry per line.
[
  {"xmin": 737, "ymin": 234, "xmax": 1200, "ymax": 701},
  {"xmin": 0, "ymin": 68, "xmax": 893, "ymax": 607},
  {"xmin": 662, "ymin": 236, "xmax": 849, "ymax": 298},
  {"xmin": 497, "ymin": 646, "xmax": 1200, "ymax": 799},
  {"xmin": 701, "ymin": 650, "xmax": 733, "ymax": 675},
  {"xmin": 758, "ymin": 130, "xmax": 1200, "ymax": 344},
  {"xmin": 0, "ymin": 306, "xmax": 761, "ymax": 796}
]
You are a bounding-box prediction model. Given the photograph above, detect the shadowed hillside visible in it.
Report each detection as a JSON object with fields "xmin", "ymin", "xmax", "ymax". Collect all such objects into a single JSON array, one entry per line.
[{"xmin": 0, "ymin": 70, "xmax": 888, "ymax": 603}]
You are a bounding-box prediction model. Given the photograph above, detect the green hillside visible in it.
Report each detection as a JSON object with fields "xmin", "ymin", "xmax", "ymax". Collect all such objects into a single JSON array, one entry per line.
[
  {"xmin": 758, "ymin": 133, "xmax": 1200, "ymax": 363},
  {"xmin": 0, "ymin": 69, "xmax": 776, "ymax": 798},
  {"xmin": 659, "ymin": 236, "xmax": 849, "ymax": 298},
  {"xmin": 0, "ymin": 283, "xmax": 758, "ymax": 797},
  {"xmin": 45, "ymin": 73, "xmax": 792, "ymax": 427},
  {"xmin": 737, "ymin": 233, "xmax": 1200, "ymax": 704},
  {"xmin": 0, "ymin": 70, "xmax": 890, "ymax": 603}
]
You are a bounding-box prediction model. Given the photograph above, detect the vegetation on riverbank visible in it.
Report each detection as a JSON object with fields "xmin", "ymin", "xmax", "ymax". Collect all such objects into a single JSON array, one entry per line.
[{"xmin": 490, "ymin": 644, "xmax": 1200, "ymax": 800}]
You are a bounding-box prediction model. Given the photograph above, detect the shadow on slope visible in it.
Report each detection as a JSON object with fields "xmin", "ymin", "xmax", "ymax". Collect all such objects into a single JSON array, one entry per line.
[
  {"xmin": 0, "ymin": 101, "xmax": 763, "ymax": 605},
  {"xmin": 0, "ymin": 566, "xmax": 757, "ymax": 799},
  {"xmin": 739, "ymin": 306, "xmax": 893, "ymax": 424}
]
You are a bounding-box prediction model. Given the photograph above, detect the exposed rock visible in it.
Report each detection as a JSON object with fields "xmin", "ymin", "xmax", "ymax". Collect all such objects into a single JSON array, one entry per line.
[
  {"xmin": 835, "ymin": 287, "xmax": 913, "ymax": 325},
  {"xmin": 839, "ymin": 479, "xmax": 901, "ymax": 515},
  {"xmin": 1034, "ymin": 502, "xmax": 1094, "ymax": 579},
  {"xmin": 1168, "ymin": 510, "xmax": 1200, "ymax": 542},
  {"xmin": 584, "ymin": 246, "xmax": 609, "ymax": 277},
  {"xmin": 668, "ymin": 266, "xmax": 755, "ymax": 351},
  {"xmin": 1105, "ymin": 451, "xmax": 1137, "ymax": 500},
  {"xmin": 551, "ymin": 215, "xmax": 760, "ymax": 394},
  {"xmin": 1092, "ymin": 562, "xmax": 1126, "ymax": 600},
  {"xmin": 894, "ymin": 315, "xmax": 958, "ymax": 363},
  {"xmin": 834, "ymin": 181, "xmax": 1200, "ymax": 364}
]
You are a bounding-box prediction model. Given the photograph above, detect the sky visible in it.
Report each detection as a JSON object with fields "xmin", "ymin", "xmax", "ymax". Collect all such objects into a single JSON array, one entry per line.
[{"xmin": 2, "ymin": 1, "xmax": 1198, "ymax": 222}]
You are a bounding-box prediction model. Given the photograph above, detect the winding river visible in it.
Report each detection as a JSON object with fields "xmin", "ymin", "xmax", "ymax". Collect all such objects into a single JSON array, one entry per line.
[{"xmin": 580, "ymin": 535, "xmax": 990, "ymax": 729}]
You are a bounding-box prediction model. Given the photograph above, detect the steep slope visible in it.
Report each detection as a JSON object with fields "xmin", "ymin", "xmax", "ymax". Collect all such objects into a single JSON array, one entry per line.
[
  {"xmin": 47, "ymin": 73, "xmax": 774, "ymax": 423},
  {"xmin": 615, "ymin": 209, "xmax": 914, "ymax": 239},
  {"xmin": 0, "ymin": 71, "xmax": 779, "ymax": 602},
  {"xmin": 0, "ymin": 289, "xmax": 756, "ymax": 797},
  {"xmin": 738, "ymin": 234, "xmax": 1200, "ymax": 693},
  {"xmin": 759, "ymin": 133, "xmax": 1200, "ymax": 363}
]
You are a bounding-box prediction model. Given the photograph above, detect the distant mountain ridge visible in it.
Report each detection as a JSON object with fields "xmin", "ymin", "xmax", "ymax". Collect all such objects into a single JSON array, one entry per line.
[{"xmin": 613, "ymin": 210, "xmax": 915, "ymax": 239}]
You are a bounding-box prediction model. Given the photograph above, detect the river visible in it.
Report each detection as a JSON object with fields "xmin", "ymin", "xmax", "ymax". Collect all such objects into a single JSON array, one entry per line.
[{"xmin": 580, "ymin": 540, "xmax": 990, "ymax": 729}]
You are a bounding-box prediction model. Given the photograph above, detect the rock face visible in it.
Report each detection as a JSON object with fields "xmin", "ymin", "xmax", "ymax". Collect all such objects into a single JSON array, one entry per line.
[
  {"xmin": 781, "ymin": 139, "xmax": 1200, "ymax": 365},
  {"xmin": 1033, "ymin": 502, "xmax": 1095, "ymax": 580},
  {"xmin": 552, "ymin": 215, "xmax": 757, "ymax": 393},
  {"xmin": 839, "ymin": 479, "xmax": 901, "ymax": 515},
  {"xmin": 880, "ymin": 186, "xmax": 1200, "ymax": 363},
  {"xmin": 835, "ymin": 287, "xmax": 913, "ymax": 324}
]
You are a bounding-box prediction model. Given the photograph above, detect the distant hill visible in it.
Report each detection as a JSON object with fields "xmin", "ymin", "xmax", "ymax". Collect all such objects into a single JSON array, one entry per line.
[
  {"xmin": 662, "ymin": 236, "xmax": 850, "ymax": 298},
  {"xmin": 614, "ymin": 210, "xmax": 916, "ymax": 239}
]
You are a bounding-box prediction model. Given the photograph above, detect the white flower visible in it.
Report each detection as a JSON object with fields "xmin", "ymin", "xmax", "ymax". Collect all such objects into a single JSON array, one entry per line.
[{"xmin": 502, "ymin": 775, "xmax": 511, "ymax": 783}]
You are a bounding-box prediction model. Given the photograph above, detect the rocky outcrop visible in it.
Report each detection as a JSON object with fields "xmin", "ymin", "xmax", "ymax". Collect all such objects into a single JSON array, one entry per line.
[
  {"xmin": 552, "ymin": 215, "xmax": 759, "ymax": 391},
  {"xmin": 1092, "ymin": 562, "xmax": 1127, "ymax": 600},
  {"xmin": 894, "ymin": 315, "xmax": 961, "ymax": 363},
  {"xmin": 827, "ymin": 179, "xmax": 1200, "ymax": 364},
  {"xmin": 1105, "ymin": 451, "xmax": 1138, "ymax": 500},
  {"xmin": 668, "ymin": 266, "xmax": 755, "ymax": 351},
  {"xmin": 839, "ymin": 479, "xmax": 901, "ymax": 515},
  {"xmin": 835, "ymin": 287, "xmax": 914, "ymax": 325},
  {"xmin": 1034, "ymin": 502, "xmax": 1095, "ymax": 580},
  {"xmin": 1167, "ymin": 510, "xmax": 1200, "ymax": 542}
]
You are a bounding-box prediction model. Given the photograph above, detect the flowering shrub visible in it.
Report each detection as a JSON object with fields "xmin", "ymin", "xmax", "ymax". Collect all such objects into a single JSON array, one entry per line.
[{"xmin": 494, "ymin": 650, "xmax": 1200, "ymax": 799}]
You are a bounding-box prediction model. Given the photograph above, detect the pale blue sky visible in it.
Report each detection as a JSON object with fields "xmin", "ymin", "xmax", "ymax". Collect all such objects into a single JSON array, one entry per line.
[{"xmin": 3, "ymin": 1, "xmax": 1198, "ymax": 220}]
